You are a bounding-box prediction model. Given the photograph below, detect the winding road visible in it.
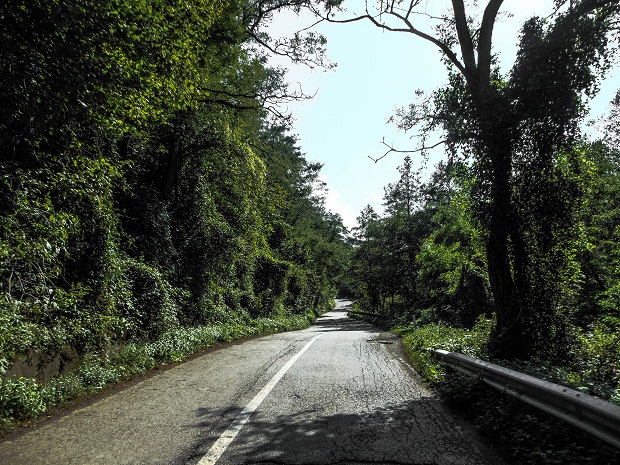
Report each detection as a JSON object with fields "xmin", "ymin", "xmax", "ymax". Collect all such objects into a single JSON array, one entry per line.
[{"xmin": 0, "ymin": 300, "xmax": 504, "ymax": 464}]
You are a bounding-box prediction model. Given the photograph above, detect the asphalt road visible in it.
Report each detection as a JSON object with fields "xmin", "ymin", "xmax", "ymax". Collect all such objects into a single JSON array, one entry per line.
[{"xmin": 0, "ymin": 300, "xmax": 505, "ymax": 465}]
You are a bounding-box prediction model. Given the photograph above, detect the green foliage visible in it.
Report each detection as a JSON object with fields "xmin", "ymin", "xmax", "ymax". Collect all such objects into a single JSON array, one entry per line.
[
  {"xmin": 0, "ymin": 378, "xmax": 46, "ymax": 427},
  {"xmin": 416, "ymin": 164, "xmax": 489, "ymax": 325},
  {"xmin": 357, "ymin": 0, "xmax": 620, "ymax": 360},
  {"xmin": 574, "ymin": 319, "xmax": 620, "ymax": 403},
  {"xmin": 398, "ymin": 315, "xmax": 620, "ymax": 464},
  {"xmin": 123, "ymin": 258, "xmax": 183, "ymax": 340},
  {"xmin": 349, "ymin": 158, "xmax": 490, "ymax": 327},
  {"xmin": 574, "ymin": 142, "xmax": 620, "ymax": 323},
  {"xmin": 0, "ymin": 0, "xmax": 229, "ymax": 139},
  {"xmin": 0, "ymin": 153, "xmax": 131, "ymax": 361},
  {"xmin": 337, "ymin": 1, "xmax": 620, "ymax": 459},
  {"xmin": 0, "ymin": 312, "xmax": 315, "ymax": 432},
  {"xmin": 397, "ymin": 315, "xmax": 494, "ymax": 383},
  {"xmin": 0, "ymin": 0, "xmax": 351, "ymax": 433}
]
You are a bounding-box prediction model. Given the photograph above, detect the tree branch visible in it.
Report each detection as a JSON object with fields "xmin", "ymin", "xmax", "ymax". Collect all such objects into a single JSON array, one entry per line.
[
  {"xmin": 247, "ymin": 29, "xmax": 332, "ymax": 69},
  {"xmin": 201, "ymin": 82, "xmax": 315, "ymax": 104},
  {"xmin": 373, "ymin": 129, "xmax": 479, "ymax": 163},
  {"xmin": 310, "ymin": 2, "xmax": 468, "ymax": 76},
  {"xmin": 200, "ymin": 98, "xmax": 260, "ymax": 111},
  {"xmin": 451, "ymin": 0, "xmax": 477, "ymax": 76},
  {"xmin": 243, "ymin": 0, "xmax": 309, "ymax": 33},
  {"xmin": 477, "ymin": 0, "xmax": 505, "ymax": 96},
  {"xmin": 371, "ymin": 137, "xmax": 450, "ymax": 163}
]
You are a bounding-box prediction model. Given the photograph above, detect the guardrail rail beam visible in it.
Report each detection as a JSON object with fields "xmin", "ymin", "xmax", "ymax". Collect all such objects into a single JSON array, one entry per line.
[{"xmin": 428, "ymin": 348, "xmax": 620, "ymax": 449}]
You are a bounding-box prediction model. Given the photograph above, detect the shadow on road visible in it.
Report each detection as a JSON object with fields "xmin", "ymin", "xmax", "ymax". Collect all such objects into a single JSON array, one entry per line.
[
  {"xmin": 309, "ymin": 300, "xmax": 382, "ymax": 333},
  {"xmin": 310, "ymin": 313, "xmax": 381, "ymax": 333},
  {"xmin": 179, "ymin": 299, "xmax": 505, "ymax": 465},
  {"xmin": 185, "ymin": 397, "xmax": 504, "ymax": 465}
]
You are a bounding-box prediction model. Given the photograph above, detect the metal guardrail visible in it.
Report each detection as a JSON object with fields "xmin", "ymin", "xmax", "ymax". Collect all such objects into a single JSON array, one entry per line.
[
  {"xmin": 427, "ymin": 349, "xmax": 620, "ymax": 449},
  {"xmin": 347, "ymin": 310, "xmax": 388, "ymax": 319}
]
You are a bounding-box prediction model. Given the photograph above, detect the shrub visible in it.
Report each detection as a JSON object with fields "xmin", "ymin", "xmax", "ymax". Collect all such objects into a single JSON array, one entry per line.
[
  {"xmin": 397, "ymin": 314, "xmax": 620, "ymax": 464},
  {"xmin": 0, "ymin": 312, "xmax": 315, "ymax": 433},
  {"xmin": 123, "ymin": 258, "xmax": 182, "ymax": 341},
  {"xmin": 574, "ymin": 318, "xmax": 620, "ymax": 404},
  {"xmin": 398, "ymin": 315, "xmax": 494, "ymax": 383},
  {"xmin": 0, "ymin": 377, "xmax": 45, "ymax": 423}
]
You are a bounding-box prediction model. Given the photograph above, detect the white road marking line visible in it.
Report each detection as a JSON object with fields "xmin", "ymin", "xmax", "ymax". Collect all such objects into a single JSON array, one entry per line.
[{"xmin": 197, "ymin": 332, "xmax": 325, "ymax": 465}]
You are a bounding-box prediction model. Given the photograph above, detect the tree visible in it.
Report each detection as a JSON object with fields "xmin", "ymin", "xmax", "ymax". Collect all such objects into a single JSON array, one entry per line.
[
  {"xmin": 350, "ymin": 205, "xmax": 385, "ymax": 310},
  {"xmin": 306, "ymin": 0, "xmax": 619, "ymax": 358},
  {"xmin": 0, "ymin": 0, "xmax": 351, "ymax": 376},
  {"xmin": 575, "ymin": 141, "xmax": 620, "ymax": 325},
  {"xmin": 382, "ymin": 157, "xmax": 426, "ymax": 304},
  {"xmin": 413, "ymin": 160, "xmax": 490, "ymax": 327}
]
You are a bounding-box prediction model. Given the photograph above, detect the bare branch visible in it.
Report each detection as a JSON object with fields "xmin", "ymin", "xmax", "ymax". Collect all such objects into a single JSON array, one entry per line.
[
  {"xmin": 477, "ymin": 0, "xmax": 505, "ymax": 95},
  {"xmin": 405, "ymin": 1, "xmax": 417, "ymax": 19},
  {"xmin": 200, "ymin": 98, "xmax": 259, "ymax": 112},
  {"xmin": 371, "ymin": 137, "xmax": 451, "ymax": 163},
  {"xmin": 298, "ymin": 17, "xmax": 327, "ymax": 33},
  {"xmin": 309, "ymin": 2, "xmax": 468, "ymax": 76},
  {"xmin": 201, "ymin": 80, "xmax": 315, "ymax": 105},
  {"xmin": 373, "ymin": 127, "xmax": 480, "ymax": 163}
]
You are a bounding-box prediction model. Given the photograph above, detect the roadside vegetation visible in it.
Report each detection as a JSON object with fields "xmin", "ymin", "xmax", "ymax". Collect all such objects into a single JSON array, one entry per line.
[
  {"xmin": 350, "ymin": 116, "xmax": 620, "ymax": 462},
  {"xmin": 342, "ymin": 0, "xmax": 620, "ymax": 416},
  {"xmin": 391, "ymin": 318, "xmax": 620, "ymax": 464},
  {"xmin": 2, "ymin": 1, "xmax": 620, "ymax": 462},
  {"xmin": 335, "ymin": 2, "xmax": 620, "ymax": 462},
  {"xmin": 0, "ymin": 1, "xmax": 349, "ymax": 433},
  {"xmin": 349, "ymin": 100, "xmax": 620, "ymax": 462},
  {"xmin": 0, "ymin": 314, "xmax": 315, "ymax": 432}
]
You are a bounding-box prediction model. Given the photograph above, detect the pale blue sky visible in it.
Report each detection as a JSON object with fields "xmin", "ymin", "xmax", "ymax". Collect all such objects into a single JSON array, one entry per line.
[{"xmin": 268, "ymin": 1, "xmax": 620, "ymax": 229}]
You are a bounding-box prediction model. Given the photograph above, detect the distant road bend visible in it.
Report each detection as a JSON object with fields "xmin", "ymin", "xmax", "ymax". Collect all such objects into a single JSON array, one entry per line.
[{"xmin": 0, "ymin": 299, "xmax": 505, "ymax": 465}]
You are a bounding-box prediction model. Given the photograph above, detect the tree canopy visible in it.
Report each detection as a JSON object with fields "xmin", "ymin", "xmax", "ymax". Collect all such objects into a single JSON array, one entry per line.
[
  {"xmin": 0, "ymin": 0, "xmax": 350, "ymax": 380},
  {"xmin": 305, "ymin": 0, "xmax": 620, "ymax": 358}
]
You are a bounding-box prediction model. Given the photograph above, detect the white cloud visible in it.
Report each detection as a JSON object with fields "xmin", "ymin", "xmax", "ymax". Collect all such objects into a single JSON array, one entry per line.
[{"xmin": 319, "ymin": 174, "xmax": 358, "ymax": 231}]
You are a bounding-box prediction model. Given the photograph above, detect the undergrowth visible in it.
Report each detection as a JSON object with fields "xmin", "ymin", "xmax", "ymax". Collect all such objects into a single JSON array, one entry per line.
[
  {"xmin": 394, "ymin": 315, "xmax": 493, "ymax": 384},
  {"xmin": 0, "ymin": 314, "xmax": 313, "ymax": 434},
  {"xmin": 395, "ymin": 316, "xmax": 620, "ymax": 464}
]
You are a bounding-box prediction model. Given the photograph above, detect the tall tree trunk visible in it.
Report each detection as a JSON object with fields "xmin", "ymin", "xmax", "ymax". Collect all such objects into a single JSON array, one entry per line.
[
  {"xmin": 485, "ymin": 144, "xmax": 526, "ymax": 358},
  {"xmin": 471, "ymin": 81, "xmax": 528, "ymax": 358}
]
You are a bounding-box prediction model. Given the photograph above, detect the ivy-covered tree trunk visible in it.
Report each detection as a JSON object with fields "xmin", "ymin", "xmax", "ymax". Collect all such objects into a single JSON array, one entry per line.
[{"xmin": 485, "ymin": 138, "xmax": 525, "ymax": 358}]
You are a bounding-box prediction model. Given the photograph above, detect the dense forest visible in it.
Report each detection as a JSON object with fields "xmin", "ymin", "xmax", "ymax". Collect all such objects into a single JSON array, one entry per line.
[
  {"xmin": 340, "ymin": 0, "xmax": 620, "ymax": 407},
  {"xmin": 341, "ymin": 2, "xmax": 620, "ymax": 458},
  {"xmin": 0, "ymin": 0, "xmax": 350, "ymax": 427}
]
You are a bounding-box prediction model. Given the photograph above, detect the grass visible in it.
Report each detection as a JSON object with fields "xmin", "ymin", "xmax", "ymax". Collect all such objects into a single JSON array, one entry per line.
[
  {"xmin": 392, "ymin": 315, "xmax": 620, "ymax": 464},
  {"xmin": 0, "ymin": 313, "xmax": 314, "ymax": 434}
]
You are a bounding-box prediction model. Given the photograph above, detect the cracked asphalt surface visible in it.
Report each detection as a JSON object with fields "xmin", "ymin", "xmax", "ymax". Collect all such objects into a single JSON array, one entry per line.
[{"xmin": 0, "ymin": 300, "xmax": 505, "ymax": 464}]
